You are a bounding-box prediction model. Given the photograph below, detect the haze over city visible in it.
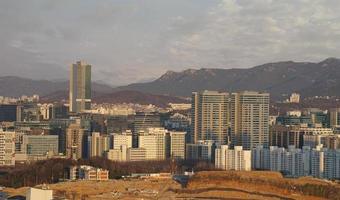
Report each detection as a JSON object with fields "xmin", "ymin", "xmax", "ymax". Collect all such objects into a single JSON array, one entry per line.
[{"xmin": 1, "ymin": 0, "xmax": 340, "ymax": 85}]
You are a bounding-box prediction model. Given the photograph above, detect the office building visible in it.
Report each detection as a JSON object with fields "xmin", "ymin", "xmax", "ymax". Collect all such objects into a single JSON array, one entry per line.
[
  {"xmin": 133, "ymin": 112, "xmax": 161, "ymax": 147},
  {"xmin": 0, "ymin": 104, "xmax": 21, "ymax": 122},
  {"xmin": 88, "ymin": 132, "xmax": 110, "ymax": 158},
  {"xmin": 127, "ymin": 148, "xmax": 147, "ymax": 161},
  {"xmin": 138, "ymin": 128, "xmax": 167, "ymax": 160},
  {"xmin": 106, "ymin": 145, "xmax": 127, "ymax": 161},
  {"xmin": 112, "ymin": 130, "xmax": 133, "ymax": 150},
  {"xmin": 191, "ymin": 91, "xmax": 229, "ymax": 144},
  {"xmin": 168, "ymin": 131, "xmax": 186, "ymax": 159},
  {"xmin": 69, "ymin": 61, "xmax": 91, "ymax": 113},
  {"xmin": 0, "ymin": 130, "xmax": 15, "ymax": 166},
  {"xmin": 215, "ymin": 145, "xmax": 251, "ymax": 171},
  {"xmin": 270, "ymin": 125, "xmax": 304, "ymax": 148},
  {"xmin": 66, "ymin": 122, "xmax": 85, "ymax": 159},
  {"xmin": 186, "ymin": 140, "xmax": 216, "ymax": 162},
  {"xmin": 21, "ymin": 135, "xmax": 59, "ymax": 158},
  {"xmin": 230, "ymin": 91, "xmax": 270, "ymax": 150}
]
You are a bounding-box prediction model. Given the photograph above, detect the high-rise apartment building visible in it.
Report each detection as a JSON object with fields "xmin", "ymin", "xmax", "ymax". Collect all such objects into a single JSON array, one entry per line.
[
  {"xmin": 69, "ymin": 61, "xmax": 91, "ymax": 113},
  {"xmin": 0, "ymin": 130, "xmax": 15, "ymax": 166},
  {"xmin": 66, "ymin": 122, "xmax": 85, "ymax": 159},
  {"xmin": 191, "ymin": 91, "xmax": 229, "ymax": 145},
  {"xmin": 230, "ymin": 91, "xmax": 269, "ymax": 150},
  {"xmin": 215, "ymin": 145, "xmax": 251, "ymax": 171}
]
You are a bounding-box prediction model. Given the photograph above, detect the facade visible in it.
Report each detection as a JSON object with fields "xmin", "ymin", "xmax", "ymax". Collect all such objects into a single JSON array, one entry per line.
[
  {"xmin": 0, "ymin": 130, "xmax": 15, "ymax": 166},
  {"xmin": 133, "ymin": 112, "xmax": 161, "ymax": 147},
  {"xmin": 70, "ymin": 165, "xmax": 109, "ymax": 181},
  {"xmin": 230, "ymin": 91, "xmax": 270, "ymax": 150},
  {"xmin": 138, "ymin": 128, "xmax": 167, "ymax": 160},
  {"xmin": 88, "ymin": 132, "xmax": 110, "ymax": 157},
  {"xmin": 112, "ymin": 130, "xmax": 133, "ymax": 149},
  {"xmin": 106, "ymin": 145, "xmax": 127, "ymax": 161},
  {"xmin": 127, "ymin": 148, "xmax": 146, "ymax": 161},
  {"xmin": 215, "ymin": 145, "xmax": 251, "ymax": 171},
  {"xmin": 69, "ymin": 61, "xmax": 91, "ymax": 113},
  {"xmin": 0, "ymin": 104, "xmax": 20, "ymax": 122},
  {"xmin": 66, "ymin": 122, "xmax": 85, "ymax": 159},
  {"xmin": 168, "ymin": 131, "xmax": 186, "ymax": 159},
  {"xmin": 21, "ymin": 135, "xmax": 59, "ymax": 158},
  {"xmin": 270, "ymin": 125, "xmax": 304, "ymax": 148},
  {"xmin": 191, "ymin": 91, "xmax": 229, "ymax": 144},
  {"xmin": 330, "ymin": 108, "xmax": 340, "ymax": 128},
  {"xmin": 186, "ymin": 140, "xmax": 216, "ymax": 162}
]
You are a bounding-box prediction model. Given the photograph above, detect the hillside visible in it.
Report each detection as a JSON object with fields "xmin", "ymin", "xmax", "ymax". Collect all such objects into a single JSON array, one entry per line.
[
  {"xmin": 117, "ymin": 58, "xmax": 340, "ymax": 99},
  {"xmin": 40, "ymin": 90, "xmax": 188, "ymax": 107},
  {"xmin": 4, "ymin": 171, "xmax": 339, "ymax": 200}
]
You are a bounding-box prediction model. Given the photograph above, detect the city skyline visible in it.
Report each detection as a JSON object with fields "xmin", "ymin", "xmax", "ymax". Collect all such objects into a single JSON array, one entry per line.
[{"xmin": 1, "ymin": 1, "xmax": 340, "ymax": 85}]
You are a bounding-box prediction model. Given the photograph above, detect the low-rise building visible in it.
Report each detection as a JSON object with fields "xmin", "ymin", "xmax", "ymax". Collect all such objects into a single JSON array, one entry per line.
[{"xmin": 70, "ymin": 165, "xmax": 109, "ymax": 181}]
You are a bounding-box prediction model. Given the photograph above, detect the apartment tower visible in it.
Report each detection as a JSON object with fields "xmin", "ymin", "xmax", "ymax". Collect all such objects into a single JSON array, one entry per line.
[
  {"xmin": 230, "ymin": 91, "xmax": 269, "ymax": 150},
  {"xmin": 191, "ymin": 91, "xmax": 229, "ymax": 145}
]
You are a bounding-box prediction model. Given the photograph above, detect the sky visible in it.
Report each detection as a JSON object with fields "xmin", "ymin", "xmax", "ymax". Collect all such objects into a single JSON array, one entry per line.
[{"xmin": 1, "ymin": 0, "xmax": 340, "ymax": 86}]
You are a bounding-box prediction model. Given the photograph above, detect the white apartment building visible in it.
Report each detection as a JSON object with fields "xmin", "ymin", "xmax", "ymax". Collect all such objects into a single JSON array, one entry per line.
[
  {"xmin": 0, "ymin": 130, "xmax": 15, "ymax": 166},
  {"xmin": 215, "ymin": 145, "xmax": 251, "ymax": 171}
]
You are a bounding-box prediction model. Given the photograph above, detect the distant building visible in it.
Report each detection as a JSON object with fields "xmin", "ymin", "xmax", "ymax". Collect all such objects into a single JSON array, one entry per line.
[
  {"xmin": 215, "ymin": 145, "xmax": 251, "ymax": 171},
  {"xmin": 69, "ymin": 61, "xmax": 91, "ymax": 113},
  {"xmin": 270, "ymin": 125, "xmax": 304, "ymax": 148},
  {"xmin": 139, "ymin": 128, "xmax": 167, "ymax": 160},
  {"xmin": 127, "ymin": 148, "xmax": 147, "ymax": 161},
  {"xmin": 88, "ymin": 132, "xmax": 110, "ymax": 157},
  {"xmin": 133, "ymin": 112, "xmax": 161, "ymax": 147},
  {"xmin": 186, "ymin": 140, "xmax": 216, "ymax": 162},
  {"xmin": 191, "ymin": 91, "xmax": 229, "ymax": 144},
  {"xmin": 230, "ymin": 91, "xmax": 270, "ymax": 150},
  {"xmin": 112, "ymin": 130, "xmax": 133, "ymax": 149},
  {"xmin": 0, "ymin": 129, "xmax": 15, "ymax": 166},
  {"xmin": 70, "ymin": 165, "xmax": 109, "ymax": 181},
  {"xmin": 329, "ymin": 108, "xmax": 340, "ymax": 128},
  {"xmin": 168, "ymin": 131, "xmax": 186, "ymax": 159},
  {"xmin": 21, "ymin": 135, "xmax": 59, "ymax": 159},
  {"xmin": 66, "ymin": 121, "xmax": 85, "ymax": 159},
  {"xmin": 289, "ymin": 93, "xmax": 300, "ymax": 103},
  {"xmin": 0, "ymin": 104, "xmax": 21, "ymax": 122}
]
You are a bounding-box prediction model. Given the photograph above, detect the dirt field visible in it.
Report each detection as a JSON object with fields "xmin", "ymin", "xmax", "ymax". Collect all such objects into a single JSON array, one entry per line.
[{"xmin": 4, "ymin": 171, "xmax": 339, "ymax": 200}]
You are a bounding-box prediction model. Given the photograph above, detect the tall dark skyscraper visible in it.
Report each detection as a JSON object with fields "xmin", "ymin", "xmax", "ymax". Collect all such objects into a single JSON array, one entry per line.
[{"xmin": 69, "ymin": 61, "xmax": 92, "ymax": 113}]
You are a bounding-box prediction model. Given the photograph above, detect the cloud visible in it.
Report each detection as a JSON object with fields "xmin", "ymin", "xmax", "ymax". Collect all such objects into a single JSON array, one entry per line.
[{"xmin": 0, "ymin": 0, "xmax": 340, "ymax": 85}]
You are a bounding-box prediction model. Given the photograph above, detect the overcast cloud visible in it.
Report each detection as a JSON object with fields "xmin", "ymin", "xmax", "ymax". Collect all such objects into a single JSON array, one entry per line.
[{"xmin": 1, "ymin": 0, "xmax": 340, "ymax": 85}]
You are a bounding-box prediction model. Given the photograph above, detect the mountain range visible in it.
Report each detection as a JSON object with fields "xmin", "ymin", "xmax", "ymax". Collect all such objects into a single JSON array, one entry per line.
[
  {"xmin": 118, "ymin": 58, "xmax": 340, "ymax": 99},
  {"xmin": 1, "ymin": 58, "xmax": 340, "ymax": 103}
]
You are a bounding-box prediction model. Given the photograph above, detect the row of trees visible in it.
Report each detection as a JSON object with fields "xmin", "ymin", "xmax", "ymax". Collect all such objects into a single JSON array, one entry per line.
[{"xmin": 0, "ymin": 158, "xmax": 215, "ymax": 188}]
